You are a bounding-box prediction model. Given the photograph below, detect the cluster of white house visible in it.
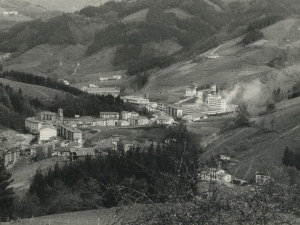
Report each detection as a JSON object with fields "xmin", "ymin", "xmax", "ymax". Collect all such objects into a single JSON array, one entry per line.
[
  {"xmin": 199, "ymin": 155, "xmax": 270, "ymax": 186},
  {"xmin": 25, "ymin": 109, "xmax": 153, "ymax": 145},
  {"xmin": 99, "ymin": 75, "xmax": 122, "ymax": 81}
]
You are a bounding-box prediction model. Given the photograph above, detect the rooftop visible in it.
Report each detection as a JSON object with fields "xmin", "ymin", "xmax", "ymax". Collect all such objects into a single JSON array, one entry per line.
[
  {"xmin": 83, "ymin": 87, "xmax": 120, "ymax": 92},
  {"xmin": 100, "ymin": 112, "xmax": 119, "ymax": 114},
  {"xmin": 37, "ymin": 111, "xmax": 57, "ymax": 116},
  {"xmin": 54, "ymin": 147, "xmax": 71, "ymax": 152},
  {"xmin": 59, "ymin": 123, "xmax": 82, "ymax": 133},
  {"xmin": 25, "ymin": 117, "xmax": 42, "ymax": 123},
  {"xmin": 73, "ymin": 148, "xmax": 95, "ymax": 156}
]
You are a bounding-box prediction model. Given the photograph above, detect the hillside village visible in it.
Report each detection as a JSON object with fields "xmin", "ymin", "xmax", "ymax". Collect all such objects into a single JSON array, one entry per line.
[
  {"xmin": 2, "ymin": 82, "xmax": 252, "ymax": 189},
  {"xmin": 1, "ymin": 0, "xmax": 300, "ymax": 223}
]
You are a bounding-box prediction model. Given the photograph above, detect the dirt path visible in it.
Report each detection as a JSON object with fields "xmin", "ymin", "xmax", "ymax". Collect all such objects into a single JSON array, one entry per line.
[
  {"xmin": 209, "ymin": 128, "xmax": 248, "ymax": 150},
  {"xmin": 273, "ymin": 124, "xmax": 300, "ymax": 142}
]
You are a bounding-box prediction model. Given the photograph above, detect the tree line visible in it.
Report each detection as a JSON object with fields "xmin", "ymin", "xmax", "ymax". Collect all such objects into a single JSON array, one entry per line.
[
  {"xmin": 0, "ymin": 70, "xmax": 82, "ymax": 96},
  {"xmin": 13, "ymin": 125, "xmax": 201, "ymax": 217},
  {"xmin": 0, "ymin": 83, "xmax": 36, "ymax": 132},
  {"xmin": 0, "ymin": 71, "xmax": 136, "ymax": 131},
  {"xmin": 0, "ymin": 14, "xmax": 75, "ymax": 54},
  {"xmin": 282, "ymin": 146, "xmax": 300, "ymax": 170},
  {"xmin": 2, "ymin": 125, "xmax": 300, "ymax": 223}
]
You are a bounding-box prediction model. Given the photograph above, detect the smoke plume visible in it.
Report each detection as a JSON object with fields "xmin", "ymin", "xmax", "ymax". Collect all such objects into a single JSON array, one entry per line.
[{"xmin": 222, "ymin": 79, "xmax": 266, "ymax": 106}]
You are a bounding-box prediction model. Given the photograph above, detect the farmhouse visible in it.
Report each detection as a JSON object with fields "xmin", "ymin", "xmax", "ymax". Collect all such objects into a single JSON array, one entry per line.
[
  {"xmin": 220, "ymin": 155, "xmax": 231, "ymax": 161},
  {"xmin": 186, "ymin": 87, "xmax": 197, "ymax": 97},
  {"xmin": 199, "ymin": 168, "xmax": 232, "ymax": 183},
  {"xmin": 156, "ymin": 116, "xmax": 174, "ymax": 125},
  {"xmin": 112, "ymin": 75, "xmax": 122, "ymax": 80},
  {"xmin": 255, "ymin": 172, "xmax": 270, "ymax": 184}
]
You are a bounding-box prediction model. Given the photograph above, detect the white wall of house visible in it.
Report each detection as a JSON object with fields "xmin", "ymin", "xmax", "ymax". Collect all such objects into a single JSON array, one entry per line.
[{"xmin": 40, "ymin": 127, "xmax": 57, "ymax": 142}]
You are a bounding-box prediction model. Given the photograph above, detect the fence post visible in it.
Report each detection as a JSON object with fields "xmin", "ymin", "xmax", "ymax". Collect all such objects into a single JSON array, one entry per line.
[
  {"xmin": 78, "ymin": 218, "xmax": 79, "ymax": 224},
  {"xmin": 48, "ymin": 218, "xmax": 51, "ymax": 225},
  {"xmin": 98, "ymin": 218, "xmax": 100, "ymax": 225},
  {"xmin": 68, "ymin": 218, "xmax": 70, "ymax": 225}
]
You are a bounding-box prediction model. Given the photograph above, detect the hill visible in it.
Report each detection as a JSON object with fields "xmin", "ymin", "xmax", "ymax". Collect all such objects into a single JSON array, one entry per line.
[
  {"xmin": 14, "ymin": 0, "xmax": 112, "ymax": 13},
  {"xmin": 0, "ymin": 78, "xmax": 66, "ymax": 100},
  {"xmin": 0, "ymin": 0, "xmax": 62, "ymax": 31},
  {"xmin": 138, "ymin": 17, "xmax": 300, "ymax": 107},
  {"xmin": 201, "ymin": 97, "xmax": 300, "ymax": 179},
  {"xmin": 0, "ymin": 1, "xmax": 295, "ymax": 79}
]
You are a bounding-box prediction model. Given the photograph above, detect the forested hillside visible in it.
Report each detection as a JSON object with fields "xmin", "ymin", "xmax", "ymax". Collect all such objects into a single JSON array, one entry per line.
[
  {"xmin": 2, "ymin": 0, "xmax": 299, "ymax": 80},
  {"xmin": 0, "ymin": 71, "xmax": 133, "ymax": 131},
  {"xmin": 0, "ymin": 14, "xmax": 75, "ymax": 54}
]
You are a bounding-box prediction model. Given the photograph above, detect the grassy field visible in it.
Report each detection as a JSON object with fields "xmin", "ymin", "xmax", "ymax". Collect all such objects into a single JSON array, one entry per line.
[
  {"xmin": 16, "ymin": 0, "xmax": 111, "ymax": 12},
  {"xmin": 8, "ymin": 157, "xmax": 66, "ymax": 195},
  {"xmin": 0, "ymin": 78, "xmax": 65, "ymax": 100},
  {"xmin": 203, "ymin": 104, "xmax": 300, "ymax": 179},
  {"xmin": 82, "ymin": 126, "xmax": 166, "ymax": 143},
  {"xmin": 138, "ymin": 19, "xmax": 300, "ymax": 106},
  {"xmin": 0, "ymin": 126, "xmax": 33, "ymax": 151},
  {"xmin": 164, "ymin": 8, "xmax": 193, "ymax": 19},
  {"xmin": 9, "ymin": 204, "xmax": 172, "ymax": 225},
  {"xmin": 122, "ymin": 8, "xmax": 149, "ymax": 23}
]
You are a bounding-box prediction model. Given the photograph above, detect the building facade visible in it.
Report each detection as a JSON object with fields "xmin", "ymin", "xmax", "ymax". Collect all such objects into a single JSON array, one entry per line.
[
  {"xmin": 58, "ymin": 123, "xmax": 82, "ymax": 143},
  {"xmin": 81, "ymin": 87, "xmax": 120, "ymax": 97},
  {"xmin": 25, "ymin": 117, "xmax": 42, "ymax": 134},
  {"xmin": 39, "ymin": 126, "xmax": 57, "ymax": 143},
  {"xmin": 186, "ymin": 87, "xmax": 197, "ymax": 97},
  {"xmin": 166, "ymin": 105, "xmax": 183, "ymax": 118},
  {"xmin": 128, "ymin": 117, "xmax": 149, "ymax": 126},
  {"xmin": 100, "ymin": 112, "xmax": 119, "ymax": 119},
  {"xmin": 122, "ymin": 96, "xmax": 149, "ymax": 105},
  {"xmin": 36, "ymin": 111, "xmax": 58, "ymax": 121},
  {"xmin": 207, "ymin": 95, "xmax": 226, "ymax": 109}
]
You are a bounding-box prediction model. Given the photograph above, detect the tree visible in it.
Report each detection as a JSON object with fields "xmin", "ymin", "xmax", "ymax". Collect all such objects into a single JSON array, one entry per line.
[
  {"xmin": 266, "ymin": 101, "xmax": 276, "ymax": 113},
  {"xmin": 0, "ymin": 156, "xmax": 15, "ymax": 221},
  {"xmin": 235, "ymin": 102, "xmax": 250, "ymax": 126}
]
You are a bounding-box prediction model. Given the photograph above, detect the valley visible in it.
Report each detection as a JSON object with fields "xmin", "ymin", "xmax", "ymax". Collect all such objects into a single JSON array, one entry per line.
[{"xmin": 1, "ymin": 0, "xmax": 300, "ymax": 223}]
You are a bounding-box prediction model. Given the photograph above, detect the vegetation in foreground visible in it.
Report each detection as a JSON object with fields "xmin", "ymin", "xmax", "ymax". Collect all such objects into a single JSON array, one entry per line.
[{"xmin": 0, "ymin": 124, "xmax": 300, "ymax": 223}]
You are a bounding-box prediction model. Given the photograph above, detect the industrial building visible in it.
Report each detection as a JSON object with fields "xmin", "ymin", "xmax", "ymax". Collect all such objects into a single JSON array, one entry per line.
[
  {"xmin": 122, "ymin": 96, "xmax": 149, "ymax": 105},
  {"xmin": 81, "ymin": 86, "xmax": 120, "ymax": 97},
  {"xmin": 207, "ymin": 94, "xmax": 226, "ymax": 110}
]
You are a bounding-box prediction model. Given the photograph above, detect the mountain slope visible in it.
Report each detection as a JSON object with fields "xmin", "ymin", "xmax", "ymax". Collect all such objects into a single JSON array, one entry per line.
[
  {"xmin": 138, "ymin": 17, "xmax": 300, "ymax": 105},
  {"xmin": 16, "ymin": 0, "xmax": 113, "ymax": 12}
]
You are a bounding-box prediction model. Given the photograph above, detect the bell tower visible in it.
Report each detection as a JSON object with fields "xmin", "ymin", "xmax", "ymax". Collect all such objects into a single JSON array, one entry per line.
[{"xmin": 58, "ymin": 108, "xmax": 63, "ymax": 122}]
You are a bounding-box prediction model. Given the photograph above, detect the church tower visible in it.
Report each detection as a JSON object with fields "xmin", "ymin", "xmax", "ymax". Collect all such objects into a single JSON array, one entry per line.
[{"xmin": 57, "ymin": 108, "xmax": 63, "ymax": 122}]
